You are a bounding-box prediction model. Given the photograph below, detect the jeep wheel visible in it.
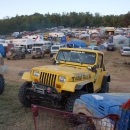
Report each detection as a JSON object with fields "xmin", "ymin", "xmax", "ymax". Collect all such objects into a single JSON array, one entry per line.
[
  {"xmin": 14, "ymin": 55, "xmax": 19, "ymax": 60},
  {"xmin": 100, "ymin": 82, "xmax": 109, "ymax": 93},
  {"xmin": 41, "ymin": 54, "xmax": 44, "ymax": 58},
  {"xmin": 32, "ymin": 56, "xmax": 34, "ymax": 59},
  {"xmin": 0, "ymin": 75, "xmax": 5, "ymax": 95},
  {"xmin": 18, "ymin": 82, "xmax": 32, "ymax": 107},
  {"xmin": 50, "ymin": 54, "xmax": 53, "ymax": 57},
  {"xmin": 73, "ymin": 123, "xmax": 96, "ymax": 130},
  {"xmin": 22, "ymin": 55, "xmax": 25, "ymax": 59},
  {"xmin": 7, "ymin": 58, "xmax": 10, "ymax": 60},
  {"xmin": 65, "ymin": 91, "xmax": 87, "ymax": 112}
]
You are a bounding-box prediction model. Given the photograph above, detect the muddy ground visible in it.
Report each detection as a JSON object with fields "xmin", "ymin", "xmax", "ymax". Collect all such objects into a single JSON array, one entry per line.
[{"xmin": 3, "ymin": 50, "xmax": 130, "ymax": 93}]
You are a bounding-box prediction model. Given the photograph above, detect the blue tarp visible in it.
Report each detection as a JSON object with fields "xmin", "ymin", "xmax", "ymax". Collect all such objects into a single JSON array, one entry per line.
[
  {"xmin": 66, "ymin": 39, "xmax": 87, "ymax": 48},
  {"xmin": 0, "ymin": 44, "xmax": 5, "ymax": 56},
  {"xmin": 60, "ymin": 36, "xmax": 67, "ymax": 43},
  {"xmin": 99, "ymin": 44, "xmax": 105, "ymax": 50},
  {"xmin": 108, "ymin": 36, "xmax": 113, "ymax": 43}
]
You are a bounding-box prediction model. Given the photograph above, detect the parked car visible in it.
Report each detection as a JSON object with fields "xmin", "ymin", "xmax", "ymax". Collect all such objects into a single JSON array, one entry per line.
[
  {"xmin": 31, "ymin": 46, "xmax": 44, "ymax": 59},
  {"xmin": 102, "ymin": 42, "xmax": 108, "ymax": 48},
  {"xmin": 43, "ymin": 35, "xmax": 48, "ymax": 40},
  {"xmin": 42, "ymin": 45, "xmax": 50, "ymax": 54},
  {"xmin": 106, "ymin": 43, "xmax": 116, "ymax": 51},
  {"xmin": 87, "ymin": 45, "xmax": 99, "ymax": 50},
  {"xmin": 52, "ymin": 42, "xmax": 60, "ymax": 45},
  {"xmin": 50, "ymin": 44, "xmax": 66, "ymax": 57},
  {"xmin": 66, "ymin": 32, "xmax": 75, "ymax": 38},
  {"xmin": 6, "ymin": 46, "xmax": 26, "ymax": 60},
  {"xmin": 89, "ymin": 40, "xmax": 97, "ymax": 46},
  {"xmin": 120, "ymin": 46, "xmax": 130, "ymax": 56}
]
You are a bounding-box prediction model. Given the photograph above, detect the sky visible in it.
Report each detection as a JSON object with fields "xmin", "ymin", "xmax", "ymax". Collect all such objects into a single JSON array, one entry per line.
[{"xmin": 0, "ymin": 0, "xmax": 130, "ymax": 19}]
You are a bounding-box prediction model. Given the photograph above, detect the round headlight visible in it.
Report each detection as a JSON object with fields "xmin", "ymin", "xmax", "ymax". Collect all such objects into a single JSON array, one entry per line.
[
  {"xmin": 34, "ymin": 70, "xmax": 39, "ymax": 76},
  {"xmin": 58, "ymin": 76, "xmax": 66, "ymax": 82}
]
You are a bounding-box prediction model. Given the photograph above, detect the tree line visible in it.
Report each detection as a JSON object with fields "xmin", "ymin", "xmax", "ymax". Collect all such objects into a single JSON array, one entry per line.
[{"xmin": 0, "ymin": 11, "xmax": 130, "ymax": 35}]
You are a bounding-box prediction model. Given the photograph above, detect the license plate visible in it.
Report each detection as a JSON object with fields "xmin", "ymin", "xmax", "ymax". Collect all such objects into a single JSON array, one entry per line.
[
  {"xmin": 109, "ymin": 47, "xmax": 112, "ymax": 49},
  {"xmin": 36, "ymin": 89, "xmax": 45, "ymax": 94}
]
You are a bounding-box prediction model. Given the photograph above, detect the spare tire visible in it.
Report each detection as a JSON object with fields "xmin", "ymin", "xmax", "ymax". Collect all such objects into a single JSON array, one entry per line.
[
  {"xmin": 7, "ymin": 51, "xmax": 13, "ymax": 56},
  {"xmin": 36, "ymin": 51, "xmax": 41, "ymax": 55}
]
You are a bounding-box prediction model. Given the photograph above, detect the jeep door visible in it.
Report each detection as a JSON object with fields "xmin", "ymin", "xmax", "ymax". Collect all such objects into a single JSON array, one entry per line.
[{"xmin": 93, "ymin": 53, "xmax": 104, "ymax": 91}]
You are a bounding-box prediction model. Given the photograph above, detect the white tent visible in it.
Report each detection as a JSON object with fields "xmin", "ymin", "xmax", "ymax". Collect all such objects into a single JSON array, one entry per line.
[{"xmin": 113, "ymin": 35, "xmax": 129, "ymax": 47}]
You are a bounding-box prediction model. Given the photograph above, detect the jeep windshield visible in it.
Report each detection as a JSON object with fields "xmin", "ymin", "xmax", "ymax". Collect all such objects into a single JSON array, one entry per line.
[
  {"xmin": 32, "ymin": 48, "xmax": 41, "ymax": 51},
  {"xmin": 56, "ymin": 50, "xmax": 96, "ymax": 64},
  {"xmin": 52, "ymin": 46, "xmax": 60, "ymax": 50}
]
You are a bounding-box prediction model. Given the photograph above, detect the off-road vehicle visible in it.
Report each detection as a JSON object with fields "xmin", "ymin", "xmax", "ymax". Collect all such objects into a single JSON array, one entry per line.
[
  {"xmin": 0, "ymin": 53, "xmax": 6, "ymax": 94},
  {"xmin": 50, "ymin": 44, "xmax": 66, "ymax": 57},
  {"xmin": 18, "ymin": 48, "xmax": 110, "ymax": 112},
  {"xmin": 31, "ymin": 46, "xmax": 44, "ymax": 59},
  {"xmin": 6, "ymin": 46, "xmax": 26, "ymax": 60},
  {"xmin": 106, "ymin": 43, "xmax": 116, "ymax": 51}
]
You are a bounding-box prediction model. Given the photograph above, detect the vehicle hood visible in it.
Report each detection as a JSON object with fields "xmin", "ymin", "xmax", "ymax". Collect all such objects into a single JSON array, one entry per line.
[{"xmin": 32, "ymin": 65, "xmax": 90, "ymax": 75}]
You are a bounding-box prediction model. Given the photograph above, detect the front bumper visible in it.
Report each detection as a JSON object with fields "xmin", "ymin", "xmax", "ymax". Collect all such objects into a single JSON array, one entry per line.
[{"xmin": 27, "ymin": 82, "xmax": 61, "ymax": 102}]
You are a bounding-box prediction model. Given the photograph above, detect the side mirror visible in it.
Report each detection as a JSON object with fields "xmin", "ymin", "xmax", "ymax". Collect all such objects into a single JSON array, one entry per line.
[
  {"xmin": 88, "ymin": 65, "xmax": 97, "ymax": 73},
  {"xmin": 88, "ymin": 66, "xmax": 92, "ymax": 70},
  {"xmin": 92, "ymin": 65, "xmax": 97, "ymax": 73},
  {"xmin": 56, "ymin": 61, "xmax": 60, "ymax": 64}
]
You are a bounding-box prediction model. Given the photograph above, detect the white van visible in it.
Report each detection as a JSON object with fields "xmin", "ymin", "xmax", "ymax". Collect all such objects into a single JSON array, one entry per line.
[{"xmin": 50, "ymin": 44, "xmax": 66, "ymax": 57}]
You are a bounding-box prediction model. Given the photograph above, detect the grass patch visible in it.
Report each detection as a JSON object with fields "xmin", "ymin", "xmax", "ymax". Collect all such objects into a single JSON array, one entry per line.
[{"xmin": 0, "ymin": 83, "xmax": 34, "ymax": 130}]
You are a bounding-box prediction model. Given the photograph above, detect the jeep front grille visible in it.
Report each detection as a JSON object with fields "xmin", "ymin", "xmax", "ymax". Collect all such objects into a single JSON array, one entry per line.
[{"xmin": 40, "ymin": 72, "xmax": 57, "ymax": 87}]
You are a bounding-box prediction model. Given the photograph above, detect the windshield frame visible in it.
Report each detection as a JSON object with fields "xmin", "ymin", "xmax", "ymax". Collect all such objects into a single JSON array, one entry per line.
[{"xmin": 56, "ymin": 50, "xmax": 96, "ymax": 65}]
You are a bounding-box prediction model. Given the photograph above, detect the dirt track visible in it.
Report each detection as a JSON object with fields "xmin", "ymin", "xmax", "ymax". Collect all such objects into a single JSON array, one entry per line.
[{"xmin": 3, "ymin": 50, "xmax": 130, "ymax": 92}]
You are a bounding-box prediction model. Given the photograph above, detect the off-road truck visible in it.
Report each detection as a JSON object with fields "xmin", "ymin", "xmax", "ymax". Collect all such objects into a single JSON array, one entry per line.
[
  {"xmin": 31, "ymin": 46, "xmax": 44, "ymax": 59},
  {"xmin": 0, "ymin": 53, "xmax": 6, "ymax": 94},
  {"xmin": 6, "ymin": 46, "xmax": 26, "ymax": 60},
  {"xmin": 18, "ymin": 48, "xmax": 110, "ymax": 112}
]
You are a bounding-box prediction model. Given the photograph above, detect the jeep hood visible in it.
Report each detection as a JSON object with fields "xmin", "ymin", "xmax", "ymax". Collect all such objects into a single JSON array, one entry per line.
[{"xmin": 32, "ymin": 65, "xmax": 90, "ymax": 75}]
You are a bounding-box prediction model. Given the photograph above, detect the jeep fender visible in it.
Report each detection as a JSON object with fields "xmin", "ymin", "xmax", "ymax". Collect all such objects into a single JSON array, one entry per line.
[
  {"xmin": 22, "ymin": 72, "xmax": 32, "ymax": 81},
  {"xmin": 75, "ymin": 81, "xmax": 94, "ymax": 93}
]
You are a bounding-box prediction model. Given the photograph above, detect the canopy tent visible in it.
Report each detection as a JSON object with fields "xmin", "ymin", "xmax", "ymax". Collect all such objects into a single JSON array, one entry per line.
[
  {"xmin": 60, "ymin": 36, "xmax": 70, "ymax": 43},
  {"xmin": 113, "ymin": 35, "xmax": 129, "ymax": 47},
  {"xmin": 66, "ymin": 39, "xmax": 87, "ymax": 48}
]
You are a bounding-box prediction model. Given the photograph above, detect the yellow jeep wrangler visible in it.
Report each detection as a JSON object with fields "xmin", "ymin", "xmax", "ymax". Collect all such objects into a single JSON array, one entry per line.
[{"xmin": 18, "ymin": 48, "xmax": 110, "ymax": 112}]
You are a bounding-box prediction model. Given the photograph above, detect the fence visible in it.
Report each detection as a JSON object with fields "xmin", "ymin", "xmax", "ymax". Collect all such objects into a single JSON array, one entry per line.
[{"xmin": 32, "ymin": 104, "xmax": 119, "ymax": 130}]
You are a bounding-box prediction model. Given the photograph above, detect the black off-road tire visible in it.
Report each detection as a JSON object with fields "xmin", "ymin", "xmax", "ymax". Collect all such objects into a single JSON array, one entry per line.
[
  {"xmin": 18, "ymin": 82, "xmax": 32, "ymax": 107},
  {"xmin": 22, "ymin": 54, "xmax": 25, "ymax": 59},
  {"xmin": 41, "ymin": 54, "xmax": 44, "ymax": 58},
  {"xmin": 32, "ymin": 56, "xmax": 34, "ymax": 59},
  {"xmin": 50, "ymin": 54, "xmax": 53, "ymax": 57},
  {"xmin": 0, "ymin": 75, "xmax": 5, "ymax": 95},
  {"xmin": 65, "ymin": 91, "xmax": 87, "ymax": 112},
  {"xmin": 100, "ymin": 82, "xmax": 109, "ymax": 93},
  {"xmin": 7, "ymin": 58, "xmax": 10, "ymax": 60},
  {"xmin": 73, "ymin": 123, "xmax": 96, "ymax": 130},
  {"xmin": 14, "ymin": 55, "xmax": 19, "ymax": 60}
]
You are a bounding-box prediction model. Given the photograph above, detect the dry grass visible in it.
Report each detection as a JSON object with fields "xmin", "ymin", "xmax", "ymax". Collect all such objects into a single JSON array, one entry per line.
[{"xmin": 0, "ymin": 83, "xmax": 34, "ymax": 130}]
